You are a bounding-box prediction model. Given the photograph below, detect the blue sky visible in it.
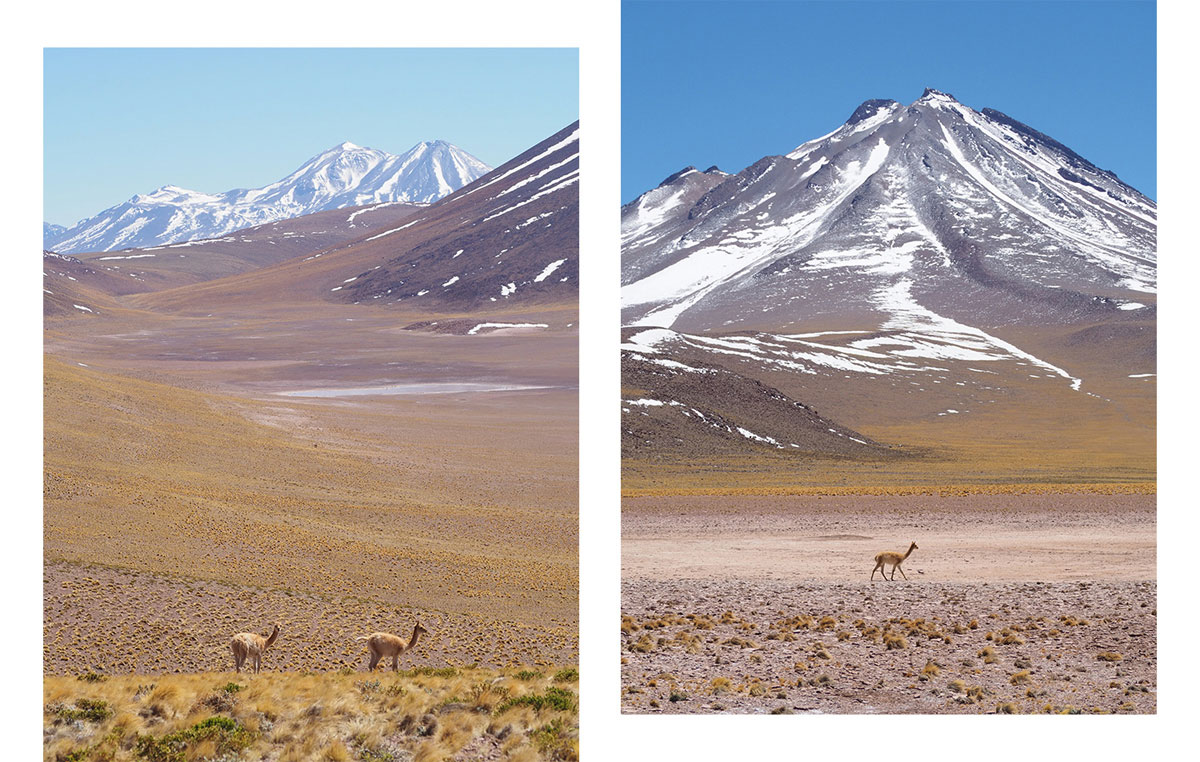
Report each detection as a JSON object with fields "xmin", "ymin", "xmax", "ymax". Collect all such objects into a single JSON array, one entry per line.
[
  {"xmin": 622, "ymin": 0, "xmax": 1156, "ymax": 202},
  {"xmin": 44, "ymin": 48, "xmax": 578, "ymax": 226}
]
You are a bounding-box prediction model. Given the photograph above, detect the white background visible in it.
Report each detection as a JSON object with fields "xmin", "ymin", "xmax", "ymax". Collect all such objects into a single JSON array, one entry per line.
[{"xmin": 5, "ymin": 0, "xmax": 1196, "ymax": 757}]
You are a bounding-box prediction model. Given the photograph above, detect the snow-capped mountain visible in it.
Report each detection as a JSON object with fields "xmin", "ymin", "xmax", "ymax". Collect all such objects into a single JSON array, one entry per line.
[
  {"xmin": 622, "ymin": 88, "xmax": 1155, "ymax": 334},
  {"xmin": 621, "ymin": 89, "xmax": 1155, "ymax": 457},
  {"xmin": 45, "ymin": 140, "xmax": 491, "ymax": 254}
]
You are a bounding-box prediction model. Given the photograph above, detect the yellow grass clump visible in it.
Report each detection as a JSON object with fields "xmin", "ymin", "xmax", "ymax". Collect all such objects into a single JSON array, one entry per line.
[{"xmin": 45, "ymin": 668, "xmax": 579, "ymax": 762}]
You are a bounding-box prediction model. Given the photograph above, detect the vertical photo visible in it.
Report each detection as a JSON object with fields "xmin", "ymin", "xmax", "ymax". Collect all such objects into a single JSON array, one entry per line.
[
  {"xmin": 620, "ymin": 1, "xmax": 1155, "ymax": 714},
  {"xmin": 44, "ymin": 48, "xmax": 579, "ymax": 759}
]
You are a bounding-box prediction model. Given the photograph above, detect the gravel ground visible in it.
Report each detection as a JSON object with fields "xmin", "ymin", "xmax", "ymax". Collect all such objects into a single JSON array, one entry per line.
[
  {"xmin": 622, "ymin": 578, "xmax": 1156, "ymax": 714},
  {"xmin": 622, "ymin": 494, "xmax": 1156, "ymax": 714}
]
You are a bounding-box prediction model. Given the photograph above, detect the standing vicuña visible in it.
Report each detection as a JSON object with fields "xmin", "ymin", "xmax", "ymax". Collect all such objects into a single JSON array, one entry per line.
[
  {"xmin": 357, "ymin": 622, "xmax": 428, "ymax": 672},
  {"xmin": 871, "ymin": 541, "xmax": 918, "ymax": 581},
  {"xmin": 231, "ymin": 624, "xmax": 280, "ymax": 673}
]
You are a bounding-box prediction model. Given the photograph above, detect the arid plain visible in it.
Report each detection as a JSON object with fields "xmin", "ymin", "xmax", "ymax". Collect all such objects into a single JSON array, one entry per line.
[{"xmin": 621, "ymin": 491, "xmax": 1155, "ymax": 714}]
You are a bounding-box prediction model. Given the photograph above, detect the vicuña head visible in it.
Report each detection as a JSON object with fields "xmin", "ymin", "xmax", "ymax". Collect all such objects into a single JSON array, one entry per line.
[
  {"xmin": 356, "ymin": 621, "xmax": 429, "ymax": 672},
  {"xmin": 871, "ymin": 541, "xmax": 918, "ymax": 582},
  {"xmin": 230, "ymin": 623, "xmax": 280, "ymax": 674}
]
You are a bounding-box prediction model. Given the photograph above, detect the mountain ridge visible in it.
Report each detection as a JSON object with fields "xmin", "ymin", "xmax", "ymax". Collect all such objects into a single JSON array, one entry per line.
[{"xmin": 45, "ymin": 140, "xmax": 492, "ymax": 254}]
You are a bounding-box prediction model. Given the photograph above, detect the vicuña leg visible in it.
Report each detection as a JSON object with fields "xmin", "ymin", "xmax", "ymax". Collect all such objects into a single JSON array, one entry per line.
[{"xmin": 896, "ymin": 564, "xmax": 908, "ymax": 581}]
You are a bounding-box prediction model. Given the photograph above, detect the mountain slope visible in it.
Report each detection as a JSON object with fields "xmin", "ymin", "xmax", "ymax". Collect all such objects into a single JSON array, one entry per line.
[{"xmin": 45, "ymin": 141, "xmax": 491, "ymax": 254}]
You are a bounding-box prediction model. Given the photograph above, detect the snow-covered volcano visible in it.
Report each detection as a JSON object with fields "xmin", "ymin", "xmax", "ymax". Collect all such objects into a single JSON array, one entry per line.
[
  {"xmin": 622, "ymin": 88, "xmax": 1155, "ymax": 334},
  {"xmin": 621, "ymin": 89, "xmax": 1155, "ymax": 458},
  {"xmin": 45, "ymin": 140, "xmax": 491, "ymax": 254}
]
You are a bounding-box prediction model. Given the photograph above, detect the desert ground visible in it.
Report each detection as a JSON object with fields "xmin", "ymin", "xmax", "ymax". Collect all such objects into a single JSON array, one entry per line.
[
  {"xmin": 45, "ymin": 295, "xmax": 579, "ymax": 758},
  {"xmin": 621, "ymin": 492, "xmax": 1155, "ymax": 714}
]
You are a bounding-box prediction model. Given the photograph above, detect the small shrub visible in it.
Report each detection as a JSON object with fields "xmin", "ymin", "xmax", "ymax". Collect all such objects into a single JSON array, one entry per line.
[
  {"xmin": 53, "ymin": 698, "xmax": 114, "ymax": 723},
  {"xmin": 1010, "ymin": 670, "xmax": 1032, "ymax": 685},
  {"xmin": 553, "ymin": 668, "xmax": 578, "ymax": 683},
  {"xmin": 668, "ymin": 691, "xmax": 688, "ymax": 703},
  {"xmin": 1097, "ymin": 652, "xmax": 1123, "ymax": 662},
  {"xmin": 516, "ymin": 670, "xmax": 544, "ymax": 681},
  {"xmin": 495, "ymin": 686, "xmax": 576, "ymax": 714},
  {"xmin": 135, "ymin": 716, "xmax": 254, "ymax": 762},
  {"xmin": 530, "ymin": 718, "xmax": 578, "ymax": 762}
]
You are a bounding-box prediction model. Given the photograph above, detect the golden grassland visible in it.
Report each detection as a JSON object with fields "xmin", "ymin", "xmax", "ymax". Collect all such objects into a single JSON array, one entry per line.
[
  {"xmin": 44, "ymin": 306, "xmax": 578, "ymax": 672},
  {"xmin": 44, "ymin": 355, "xmax": 576, "ymax": 627},
  {"xmin": 622, "ymin": 398, "xmax": 1155, "ymax": 496},
  {"xmin": 44, "ymin": 668, "xmax": 579, "ymax": 762},
  {"xmin": 44, "ymin": 560, "xmax": 573, "ymax": 675},
  {"xmin": 622, "ymin": 482, "xmax": 1156, "ymax": 499}
]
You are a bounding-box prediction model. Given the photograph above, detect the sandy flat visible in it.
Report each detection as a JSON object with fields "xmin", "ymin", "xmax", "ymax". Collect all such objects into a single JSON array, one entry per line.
[{"xmin": 623, "ymin": 494, "xmax": 1155, "ymax": 583}]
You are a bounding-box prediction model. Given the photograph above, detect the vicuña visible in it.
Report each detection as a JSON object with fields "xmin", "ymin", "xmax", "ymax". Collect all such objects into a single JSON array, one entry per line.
[
  {"xmin": 357, "ymin": 622, "xmax": 429, "ymax": 672},
  {"xmin": 871, "ymin": 541, "xmax": 918, "ymax": 581},
  {"xmin": 230, "ymin": 623, "xmax": 280, "ymax": 673}
]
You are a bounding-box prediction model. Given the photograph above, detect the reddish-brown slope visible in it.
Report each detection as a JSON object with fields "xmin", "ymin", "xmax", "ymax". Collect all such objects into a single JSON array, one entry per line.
[{"xmin": 65, "ymin": 203, "xmax": 423, "ymax": 294}]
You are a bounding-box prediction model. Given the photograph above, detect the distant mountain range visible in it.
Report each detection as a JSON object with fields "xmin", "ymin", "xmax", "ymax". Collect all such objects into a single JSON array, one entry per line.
[
  {"xmin": 44, "ymin": 140, "xmax": 491, "ymax": 254},
  {"xmin": 48, "ymin": 122, "xmax": 579, "ymax": 321}
]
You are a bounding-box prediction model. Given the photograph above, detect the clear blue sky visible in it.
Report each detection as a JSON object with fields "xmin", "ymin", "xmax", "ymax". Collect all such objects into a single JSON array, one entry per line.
[
  {"xmin": 622, "ymin": 0, "xmax": 1156, "ymax": 202},
  {"xmin": 44, "ymin": 48, "xmax": 578, "ymax": 226}
]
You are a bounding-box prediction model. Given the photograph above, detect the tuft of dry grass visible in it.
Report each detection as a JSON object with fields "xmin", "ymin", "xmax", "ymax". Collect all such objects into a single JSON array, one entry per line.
[{"xmin": 44, "ymin": 668, "xmax": 578, "ymax": 762}]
